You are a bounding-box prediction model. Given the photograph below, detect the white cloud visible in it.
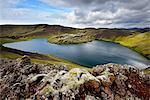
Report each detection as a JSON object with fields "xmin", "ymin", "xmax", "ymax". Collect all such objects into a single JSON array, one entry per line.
[
  {"xmin": 0, "ymin": 0, "xmax": 150, "ymax": 28},
  {"xmin": 0, "ymin": 0, "xmax": 22, "ymax": 8}
]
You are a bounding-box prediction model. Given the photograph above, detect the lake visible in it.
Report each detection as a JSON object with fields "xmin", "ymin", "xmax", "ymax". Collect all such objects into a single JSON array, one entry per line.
[{"xmin": 3, "ymin": 38, "xmax": 149, "ymax": 69}]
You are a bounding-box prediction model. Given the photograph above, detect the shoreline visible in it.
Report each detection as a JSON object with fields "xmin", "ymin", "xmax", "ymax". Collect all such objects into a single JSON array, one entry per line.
[
  {"xmin": 2, "ymin": 36, "xmax": 149, "ymax": 60},
  {"xmin": 0, "ymin": 45, "xmax": 88, "ymax": 70}
]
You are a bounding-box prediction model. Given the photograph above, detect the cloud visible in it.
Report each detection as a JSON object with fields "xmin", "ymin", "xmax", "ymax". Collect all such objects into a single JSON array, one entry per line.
[
  {"xmin": 0, "ymin": 7, "xmax": 67, "ymax": 25},
  {"xmin": 0, "ymin": 0, "xmax": 150, "ymax": 28},
  {"xmin": 0, "ymin": 0, "xmax": 24, "ymax": 9},
  {"xmin": 40, "ymin": 0, "xmax": 150, "ymax": 28}
]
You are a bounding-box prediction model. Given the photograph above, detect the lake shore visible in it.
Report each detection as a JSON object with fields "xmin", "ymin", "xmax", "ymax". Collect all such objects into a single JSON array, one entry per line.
[
  {"xmin": 1, "ymin": 35, "xmax": 149, "ymax": 61},
  {"xmin": 0, "ymin": 45, "xmax": 88, "ymax": 70},
  {"xmin": 1, "ymin": 35, "xmax": 149, "ymax": 69}
]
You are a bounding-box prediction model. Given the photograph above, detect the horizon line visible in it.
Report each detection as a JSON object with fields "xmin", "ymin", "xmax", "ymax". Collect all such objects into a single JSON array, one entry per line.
[{"xmin": 0, "ymin": 24, "xmax": 149, "ymax": 29}]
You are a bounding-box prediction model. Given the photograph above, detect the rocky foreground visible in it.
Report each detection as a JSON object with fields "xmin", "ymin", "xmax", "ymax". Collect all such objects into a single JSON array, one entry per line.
[{"xmin": 0, "ymin": 56, "xmax": 150, "ymax": 100}]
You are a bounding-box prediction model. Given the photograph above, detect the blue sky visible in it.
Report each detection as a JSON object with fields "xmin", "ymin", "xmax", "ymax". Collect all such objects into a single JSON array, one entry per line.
[
  {"xmin": 15, "ymin": 0, "xmax": 72, "ymax": 13},
  {"xmin": 0, "ymin": 0, "xmax": 149, "ymax": 28}
]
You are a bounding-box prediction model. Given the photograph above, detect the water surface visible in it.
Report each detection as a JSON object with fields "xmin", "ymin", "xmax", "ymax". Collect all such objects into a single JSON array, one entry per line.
[{"xmin": 3, "ymin": 38, "xmax": 149, "ymax": 69}]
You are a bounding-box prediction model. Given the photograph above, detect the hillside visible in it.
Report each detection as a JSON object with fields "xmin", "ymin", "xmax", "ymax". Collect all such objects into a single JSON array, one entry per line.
[
  {"xmin": 0, "ymin": 25, "xmax": 148, "ymax": 40},
  {"xmin": 0, "ymin": 24, "xmax": 76, "ymax": 38},
  {"xmin": 114, "ymin": 32, "xmax": 150, "ymax": 59},
  {"xmin": 0, "ymin": 25, "xmax": 136, "ymax": 39}
]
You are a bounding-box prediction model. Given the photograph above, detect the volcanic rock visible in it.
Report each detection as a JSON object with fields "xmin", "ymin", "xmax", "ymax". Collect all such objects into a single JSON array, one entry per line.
[{"xmin": 0, "ymin": 57, "xmax": 150, "ymax": 100}]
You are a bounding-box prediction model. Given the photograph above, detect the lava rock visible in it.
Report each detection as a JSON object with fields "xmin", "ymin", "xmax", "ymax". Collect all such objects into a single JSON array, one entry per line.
[{"xmin": 17, "ymin": 55, "xmax": 31, "ymax": 67}]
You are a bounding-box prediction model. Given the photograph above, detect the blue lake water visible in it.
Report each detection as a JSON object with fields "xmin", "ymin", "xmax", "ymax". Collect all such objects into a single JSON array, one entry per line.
[{"xmin": 3, "ymin": 38, "xmax": 149, "ymax": 69}]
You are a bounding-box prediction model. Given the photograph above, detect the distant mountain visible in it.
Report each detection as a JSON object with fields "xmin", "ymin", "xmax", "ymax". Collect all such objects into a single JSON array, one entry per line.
[
  {"xmin": 128, "ymin": 27, "xmax": 150, "ymax": 33},
  {"xmin": 0, "ymin": 24, "xmax": 76, "ymax": 38}
]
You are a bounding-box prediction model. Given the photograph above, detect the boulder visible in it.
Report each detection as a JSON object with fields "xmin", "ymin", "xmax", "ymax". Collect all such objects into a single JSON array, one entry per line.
[{"xmin": 17, "ymin": 55, "xmax": 31, "ymax": 67}]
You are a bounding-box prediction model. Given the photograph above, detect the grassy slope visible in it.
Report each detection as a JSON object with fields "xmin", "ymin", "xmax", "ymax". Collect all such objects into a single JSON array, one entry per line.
[
  {"xmin": 114, "ymin": 32, "xmax": 150, "ymax": 59},
  {"xmin": 0, "ymin": 38, "xmax": 31, "ymax": 44},
  {"xmin": 0, "ymin": 25, "xmax": 45, "ymax": 37}
]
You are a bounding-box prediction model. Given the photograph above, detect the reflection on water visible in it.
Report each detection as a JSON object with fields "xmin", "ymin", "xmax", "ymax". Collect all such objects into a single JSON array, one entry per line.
[{"xmin": 3, "ymin": 38, "xmax": 149, "ymax": 69}]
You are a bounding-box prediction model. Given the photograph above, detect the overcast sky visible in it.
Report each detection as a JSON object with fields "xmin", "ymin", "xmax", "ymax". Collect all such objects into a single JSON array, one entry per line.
[{"xmin": 0, "ymin": 0, "xmax": 150, "ymax": 28}]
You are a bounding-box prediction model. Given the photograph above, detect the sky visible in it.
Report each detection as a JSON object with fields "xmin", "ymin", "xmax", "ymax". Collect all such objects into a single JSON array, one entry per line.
[{"xmin": 0, "ymin": 0, "xmax": 150, "ymax": 28}]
